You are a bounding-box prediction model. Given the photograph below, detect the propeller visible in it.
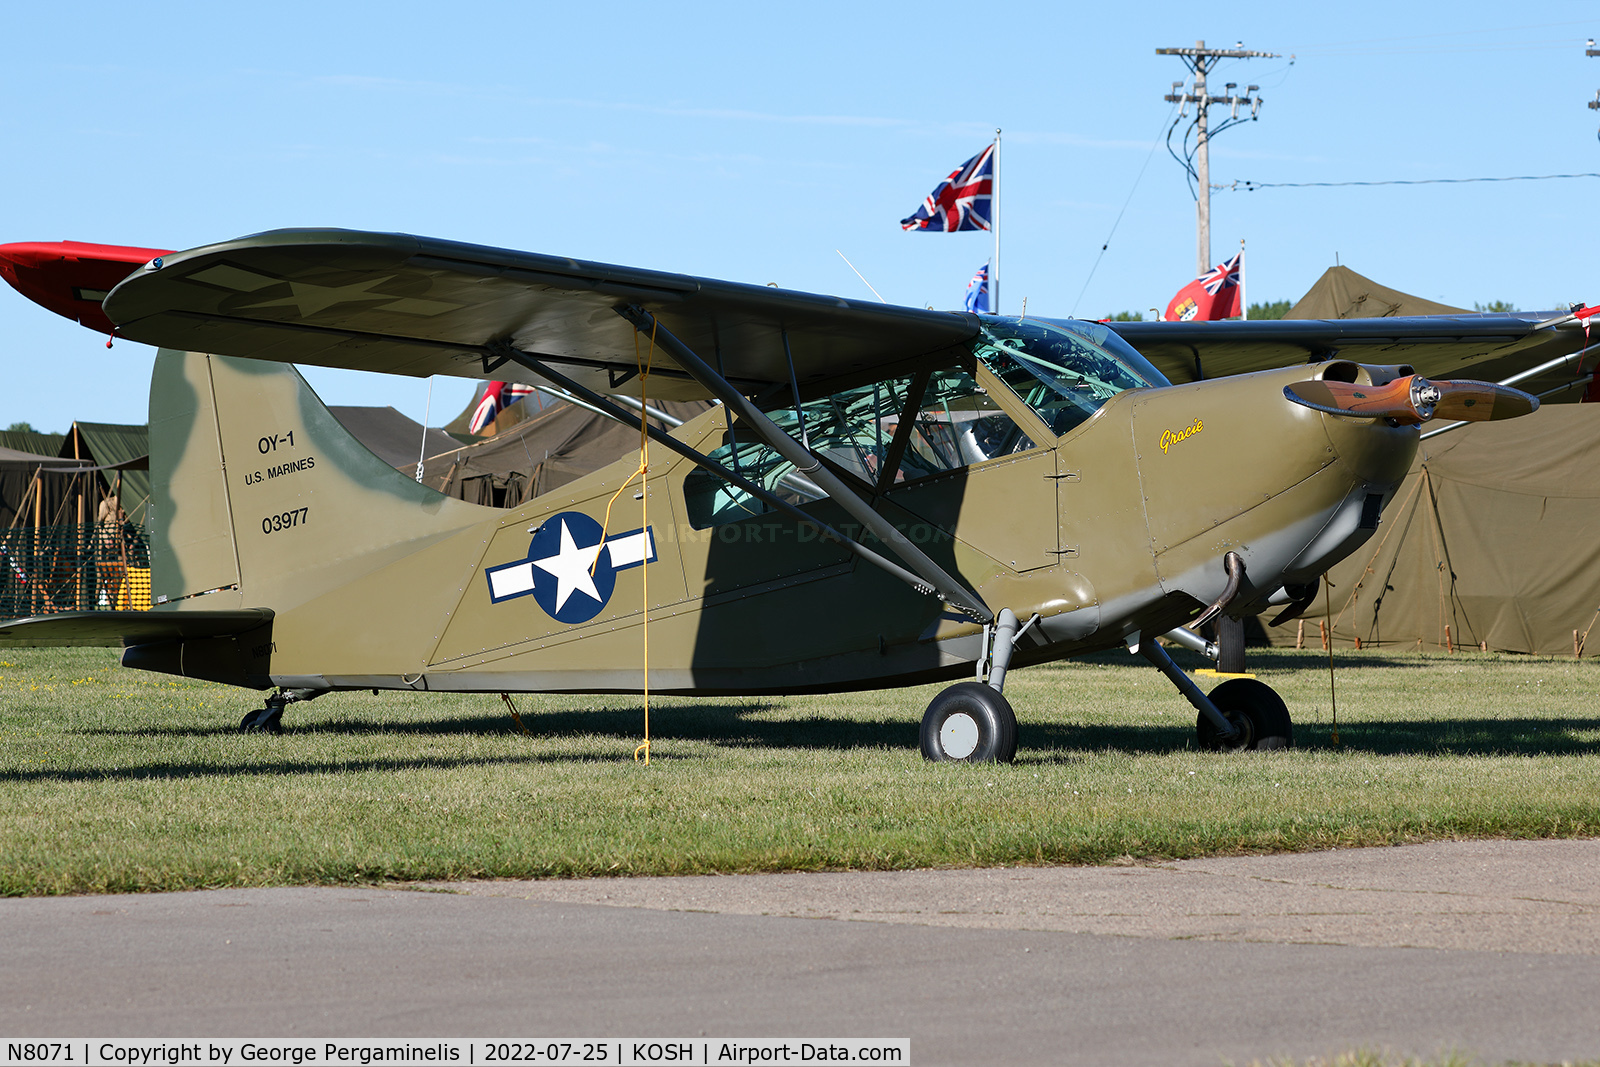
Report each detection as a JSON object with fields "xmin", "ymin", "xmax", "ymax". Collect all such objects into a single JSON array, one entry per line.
[{"xmin": 1283, "ymin": 375, "xmax": 1538, "ymax": 425}]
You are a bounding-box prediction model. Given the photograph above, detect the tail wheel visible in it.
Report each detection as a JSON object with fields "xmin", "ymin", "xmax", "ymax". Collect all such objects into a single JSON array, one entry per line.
[
  {"xmin": 920, "ymin": 682, "xmax": 1018, "ymax": 764},
  {"xmin": 1197, "ymin": 678, "xmax": 1293, "ymax": 751}
]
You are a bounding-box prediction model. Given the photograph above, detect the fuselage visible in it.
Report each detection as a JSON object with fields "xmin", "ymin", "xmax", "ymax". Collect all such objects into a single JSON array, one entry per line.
[{"xmin": 138, "ymin": 319, "xmax": 1415, "ymax": 698}]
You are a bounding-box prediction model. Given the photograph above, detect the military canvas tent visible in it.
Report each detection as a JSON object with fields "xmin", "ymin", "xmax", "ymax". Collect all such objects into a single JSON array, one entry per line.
[
  {"xmin": 417, "ymin": 397, "xmax": 710, "ymax": 507},
  {"xmin": 59, "ymin": 422, "xmax": 150, "ymax": 523},
  {"xmin": 0, "ymin": 447, "xmax": 91, "ymax": 528},
  {"xmin": 1264, "ymin": 404, "xmax": 1600, "ymax": 655},
  {"xmin": 1283, "ymin": 265, "xmax": 1468, "ymax": 320},
  {"xmin": 0, "ymin": 429, "xmax": 65, "ymax": 456},
  {"xmin": 326, "ymin": 406, "xmax": 459, "ymax": 470}
]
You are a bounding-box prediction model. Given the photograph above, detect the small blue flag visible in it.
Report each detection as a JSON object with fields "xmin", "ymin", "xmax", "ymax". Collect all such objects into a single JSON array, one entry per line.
[{"xmin": 963, "ymin": 262, "xmax": 990, "ymax": 313}]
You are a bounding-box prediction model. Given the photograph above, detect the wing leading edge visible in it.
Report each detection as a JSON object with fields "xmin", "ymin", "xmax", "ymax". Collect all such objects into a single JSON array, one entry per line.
[{"xmin": 101, "ymin": 229, "xmax": 980, "ymax": 403}]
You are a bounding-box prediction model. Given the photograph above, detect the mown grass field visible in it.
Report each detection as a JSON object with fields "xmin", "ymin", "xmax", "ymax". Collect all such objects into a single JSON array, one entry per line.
[{"xmin": 1, "ymin": 644, "xmax": 1597, "ymax": 895}]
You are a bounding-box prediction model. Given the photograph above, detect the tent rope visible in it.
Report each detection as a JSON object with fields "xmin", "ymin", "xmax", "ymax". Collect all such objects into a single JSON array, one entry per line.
[
  {"xmin": 1324, "ymin": 573, "xmax": 1338, "ymax": 746},
  {"xmin": 1330, "ymin": 471, "xmax": 1427, "ymax": 637}
]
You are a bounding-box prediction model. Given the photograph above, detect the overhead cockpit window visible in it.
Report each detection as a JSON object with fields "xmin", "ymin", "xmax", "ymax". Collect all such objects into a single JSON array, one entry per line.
[{"xmin": 972, "ymin": 318, "xmax": 1168, "ymax": 438}]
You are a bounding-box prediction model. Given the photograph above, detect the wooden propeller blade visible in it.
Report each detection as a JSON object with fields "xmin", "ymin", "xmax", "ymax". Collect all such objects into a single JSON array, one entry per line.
[
  {"xmin": 1284, "ymin": 375, "xmax": 1539, "ymax": 424},
  {"xmin": 1283, "ymin": 377, "xmax": 1420, "ymax": 421},
  {"xmin": 1430, "ymin": 380, "xmax": 1539, "ymax": 422}
]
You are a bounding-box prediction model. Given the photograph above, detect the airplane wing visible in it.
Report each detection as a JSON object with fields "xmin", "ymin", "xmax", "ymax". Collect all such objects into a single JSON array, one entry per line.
[
  {"xmin": 16, "ymin": 227, "xmax": 1580, "ymax": 405},
  {"xmin": 0, "ymin": 609, "xmax": 272, "ymax": 647},
  {"xmin": 1108, "ymin": 315, "xmax": 1590, "ymax": 392},
  {"xmin": 99, "ymin": 229, "xmax": 980, "ymax": 403}
]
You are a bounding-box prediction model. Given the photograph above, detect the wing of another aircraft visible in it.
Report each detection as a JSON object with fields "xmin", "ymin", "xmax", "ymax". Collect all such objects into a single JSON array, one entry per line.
[
  {"xmin": 100, "ymin": 229, "xmax": 980, "ymax": 403},
  {"xmin": 1108, "ymin": 315, "xmax": 1588, "ymax": 388}
]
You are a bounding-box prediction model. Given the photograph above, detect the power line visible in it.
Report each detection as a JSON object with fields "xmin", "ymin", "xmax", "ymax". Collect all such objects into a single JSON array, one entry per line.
[
  {"xmin": 1069, "ymin": 101, "xmax": 1178, "ymax": 318},
  {"xmin": 1228, "ymin": 173, "xmax": 1600, "ymax": 191}
]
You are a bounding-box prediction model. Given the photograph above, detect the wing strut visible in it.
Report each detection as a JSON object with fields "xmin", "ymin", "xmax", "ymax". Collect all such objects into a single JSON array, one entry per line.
[
  {"xmin": 614, "ymin": 306, "xmax": 993, "ymax": 624},
  {"xmin": 484, "ymin": 341, "xmax": 950, "ymax": 607}
]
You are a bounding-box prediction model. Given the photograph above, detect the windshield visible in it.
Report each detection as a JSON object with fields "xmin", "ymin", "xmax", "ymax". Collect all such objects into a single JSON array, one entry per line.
[{"xmin": 972, "ymin": 317, "xmax": 1169, "ymax": 437}]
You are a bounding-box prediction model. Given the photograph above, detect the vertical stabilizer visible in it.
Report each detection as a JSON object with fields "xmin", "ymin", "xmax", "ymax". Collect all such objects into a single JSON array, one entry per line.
[{"xmin": 149, "ymin": 350, "xmax": 493, "ymax": 611}]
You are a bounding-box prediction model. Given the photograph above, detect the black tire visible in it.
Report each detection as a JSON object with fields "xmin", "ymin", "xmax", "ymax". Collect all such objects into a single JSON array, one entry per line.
[
  {"xmin": 240, "ymin": 704, "xmax": 284, "ymax": 734},
  {"xmin": 920, "ymin": 682, "xmax": 1018, "ymax": 764},
  {"xmin": 1196, "ymin": 678, "xmax": 1292, "ymax": 751}
]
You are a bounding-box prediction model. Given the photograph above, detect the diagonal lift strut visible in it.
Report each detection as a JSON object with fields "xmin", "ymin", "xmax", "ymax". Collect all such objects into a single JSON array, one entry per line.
[{"xmin": 614, "ymin": 305, "xmax": 993, "ymax": 624}]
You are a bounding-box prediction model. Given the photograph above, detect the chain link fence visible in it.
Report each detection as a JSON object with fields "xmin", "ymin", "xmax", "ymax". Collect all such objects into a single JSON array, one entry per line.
[{"xmin": 0, "ymin": 523, "xmax": 152, "ymax": 619}]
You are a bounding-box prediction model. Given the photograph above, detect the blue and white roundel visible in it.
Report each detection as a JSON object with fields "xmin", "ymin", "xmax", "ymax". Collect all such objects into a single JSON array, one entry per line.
[{"xmin": 485, "ymin": 511, "xmax": 657, "ymax": 624}]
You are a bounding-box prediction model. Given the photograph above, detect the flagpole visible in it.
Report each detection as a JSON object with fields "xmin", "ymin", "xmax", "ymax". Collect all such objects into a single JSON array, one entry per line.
[
  {"xmin": 1239, "ymin": 238, "xmax": 1248, "ymax": 320},
  {"xmin": 992, "ymin": 128, "xmax": 1001, "ymax": 315}
]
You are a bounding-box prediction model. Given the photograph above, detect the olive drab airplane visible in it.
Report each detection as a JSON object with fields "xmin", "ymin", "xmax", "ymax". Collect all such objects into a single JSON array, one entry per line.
[{"xmin": 0, "ymin": 231, "xmax": 1573, "ymax": 761}]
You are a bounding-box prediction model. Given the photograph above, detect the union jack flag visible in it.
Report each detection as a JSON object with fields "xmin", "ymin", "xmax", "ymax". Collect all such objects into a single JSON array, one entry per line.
[
  {"xmin": 1201, "ymin": 252, "xmax": 1242, "ymax": 296},
  {"xmin": 469, "ymin": 380, "xmax": 535, "ymax": 434},
  {"xmin": 901, "ymin": 143, "xmax": 995, "ymax": 232},
  {"xmin": 964, "ymin": 262, "xmax": 990, "ymax": 313}
]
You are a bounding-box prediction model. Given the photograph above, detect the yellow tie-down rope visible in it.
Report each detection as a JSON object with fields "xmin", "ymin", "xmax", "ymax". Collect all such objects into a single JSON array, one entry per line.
[{"xmin": 590, "ymin": 321, "xmax": 657, "ymax": 764}]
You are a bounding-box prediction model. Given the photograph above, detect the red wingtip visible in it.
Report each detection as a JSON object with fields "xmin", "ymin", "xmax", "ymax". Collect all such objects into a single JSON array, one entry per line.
[{"xmin": 0, "ymin": 240, "xmax": 173, "ymax": 335}]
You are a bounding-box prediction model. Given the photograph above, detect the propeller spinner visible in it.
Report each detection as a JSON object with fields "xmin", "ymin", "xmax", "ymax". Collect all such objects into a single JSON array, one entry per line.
[{"xmin": 1284, "ymin": 374, "xmax": 1538, "ymax": 424}]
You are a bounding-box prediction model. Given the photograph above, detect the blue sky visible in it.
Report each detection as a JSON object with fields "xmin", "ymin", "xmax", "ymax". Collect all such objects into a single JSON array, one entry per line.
[{"xmin": 4, "ymin": 2, "xmax": 1599, "ymax": 432}]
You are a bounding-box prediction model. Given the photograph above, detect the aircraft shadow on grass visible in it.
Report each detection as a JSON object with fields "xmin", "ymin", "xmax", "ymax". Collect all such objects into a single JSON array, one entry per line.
[{"xmin": 28, "ymin": 695, "xmax": 1596, "ymax": 783}]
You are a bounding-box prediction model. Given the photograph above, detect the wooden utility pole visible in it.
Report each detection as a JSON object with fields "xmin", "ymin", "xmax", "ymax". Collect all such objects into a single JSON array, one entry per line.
[{"xmin": 1158, "ymin": 41, "xmax": 1276, "ymax": 275}]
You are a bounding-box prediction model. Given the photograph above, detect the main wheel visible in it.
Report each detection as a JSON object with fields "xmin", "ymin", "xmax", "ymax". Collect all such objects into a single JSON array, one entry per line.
[
  {"xmin": 1196, "ymin": 678, "xmax": 1292, "ymax": 751},
  {"xmin": 920, "ymin": 682, "xmax": 1017, "ymax": 763}
]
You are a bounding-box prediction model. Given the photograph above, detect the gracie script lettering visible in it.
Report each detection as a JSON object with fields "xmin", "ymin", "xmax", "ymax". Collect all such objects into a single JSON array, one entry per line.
[{"xmin": 1159, "ymin": 418, "xmax": 1203, "ymax": 454}]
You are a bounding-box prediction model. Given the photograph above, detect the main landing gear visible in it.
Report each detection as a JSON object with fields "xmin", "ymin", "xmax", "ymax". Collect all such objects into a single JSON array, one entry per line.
[
  {"xmin": 919, "ymin": 599, "xmax": 1296, "ymax": 761},
  {"xmin": 239, "ymin": 688, "xmax": 322, "ymax": 733},
  {"xmin": 921, "ymin": 608, "xmax": 1037, "ymax": 764}
]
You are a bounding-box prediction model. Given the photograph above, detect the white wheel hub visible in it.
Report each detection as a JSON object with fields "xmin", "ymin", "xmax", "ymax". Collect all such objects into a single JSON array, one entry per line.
[{"xmin": 940, "ymin": 712, "xmax": 981, "ymax": 759}]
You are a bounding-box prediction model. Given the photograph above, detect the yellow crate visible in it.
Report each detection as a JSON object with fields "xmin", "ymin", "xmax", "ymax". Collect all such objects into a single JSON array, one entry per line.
[{"xmin": 116, "ymin": 567, "xmax": 152, "ymax": 611}]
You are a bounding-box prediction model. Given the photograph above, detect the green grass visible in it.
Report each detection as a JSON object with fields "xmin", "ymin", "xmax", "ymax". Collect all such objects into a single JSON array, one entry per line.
[{"xmin": 1, "ymin": 645, "xmax": 1597, "ymax": 895}]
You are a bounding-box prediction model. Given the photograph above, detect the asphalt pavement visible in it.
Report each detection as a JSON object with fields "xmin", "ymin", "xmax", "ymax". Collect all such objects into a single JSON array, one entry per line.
[{"xmin": 3, "ymin": 839, "xmax": 1597, "ymax": 1065}]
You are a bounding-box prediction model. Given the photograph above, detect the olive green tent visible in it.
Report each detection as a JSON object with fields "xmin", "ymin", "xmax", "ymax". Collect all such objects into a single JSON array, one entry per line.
[
  {"xmin": 1284, "ymin": 265, "xmax": 1468, "ymax": 320},
  {"xmin": 0, "ymin": 430, "xmax": 65, "ymax": 456},
  {"xmin": 1264, "ymin": 404, "xmax": 1600, "ymax": 655},
  {"xmin": 59, "ymin": 422, "xmax": 150, "ymax": 523},
  {"xmin": 417, "ymin": 397, "xmax": 710, "ymax": 507}
]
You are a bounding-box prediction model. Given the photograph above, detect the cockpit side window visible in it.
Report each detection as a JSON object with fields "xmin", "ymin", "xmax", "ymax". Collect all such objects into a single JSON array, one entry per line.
[
  {"xmin": 684, "ymin": 376, "xmax": 919, "ymax": 529},
  {"xmin": 891, "ymin": 369, "xmax": 1033, "ymax": 484},
  {"xmin": 972, "ymin": 318, "xmax": 1167, "ymax": 438},
  {"xmin": 681, "ymin": 367, "xmax": 1038, "ymax": 529}
]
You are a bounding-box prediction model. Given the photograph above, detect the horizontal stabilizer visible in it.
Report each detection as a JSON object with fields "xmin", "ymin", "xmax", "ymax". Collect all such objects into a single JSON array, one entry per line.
[{"xmin": 0, "ymin": 608, "xmax": 273, "ymax": 648}]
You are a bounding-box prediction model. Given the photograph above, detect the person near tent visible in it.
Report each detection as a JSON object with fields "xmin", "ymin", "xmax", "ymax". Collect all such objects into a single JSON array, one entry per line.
[{"xmin": 94, "ymin": 491, "xmax": 127, "ymax": 608}]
